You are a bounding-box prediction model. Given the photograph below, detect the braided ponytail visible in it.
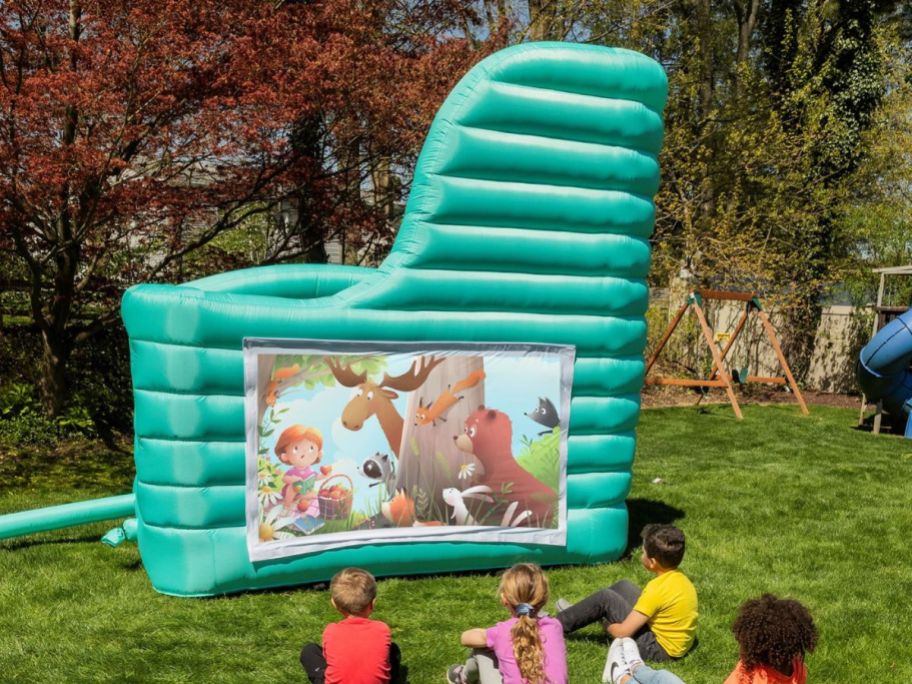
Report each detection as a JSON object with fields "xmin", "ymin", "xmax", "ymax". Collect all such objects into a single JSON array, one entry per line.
[{"xmin": 500, "ymin": 563, "xmax": 550, "ymax": 684}]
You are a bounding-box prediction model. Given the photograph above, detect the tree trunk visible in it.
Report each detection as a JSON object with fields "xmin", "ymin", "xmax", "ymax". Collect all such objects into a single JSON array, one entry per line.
[
  {"xmin": 39, "ymin": 332, "xmax": 72, "ymax": 417},
  {"xmin": 372, "ymin": 156, "xmax": 394, "ymax": 222},
  {"xmin": 527, "ymin": 0, "xmax": 561, "ymax": 41},
  {"xmin": 778, "ymin": 296, "xmax": 822, "ymax": 385},
  {"xmin": 396, "ymin": 356, "xmax": 485, "ymax": 521},
  {"xmin": 32, "ymin": 0, "xmax": 82, "ymax": 417},
  {"xmin": 339, "ymin": 138, "xmax": 362, "ymax": 264},
  {"xmin": 732, "ymin": 0, "xmax": 762, "ymax": 97},
  {"xmin": 256, "ymin": 354, "xmax": 276, "ymax": 427},
  {"xmin": 735, "ymin": 0, "xmax": 761, "ymax": 66},
  {"xmin": 291, "ymin": 113, "xmax": 327, "ymax": 263},
  {"xmin": 761, "ymin": 0, "xmax": 803, "ymax": 104},
  {"xmin": 696, "ymin": 0, "xmax": 714, "ymax": 120}
]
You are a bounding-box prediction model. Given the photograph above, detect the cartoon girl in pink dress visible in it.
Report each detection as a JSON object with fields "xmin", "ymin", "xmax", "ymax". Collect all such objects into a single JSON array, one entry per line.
[{"xmin": 276, "ymin": 425, "xmax": 331, "ymax": 520}]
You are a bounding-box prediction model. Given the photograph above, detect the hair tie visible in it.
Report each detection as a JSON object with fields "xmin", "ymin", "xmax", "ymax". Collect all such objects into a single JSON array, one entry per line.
[{"xmin": 515, "ymin": 603, "xmax": 535, "ymax": 617}]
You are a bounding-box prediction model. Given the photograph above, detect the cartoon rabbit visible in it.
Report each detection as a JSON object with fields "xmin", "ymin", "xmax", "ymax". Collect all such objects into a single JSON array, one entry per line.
[
  {"xmin": 442, "ymin": 485, "xmax": 494, "ymax": 526},
  {"xmin": 500, "ymin": 501, "xmax": 534, "ymax": 527}
]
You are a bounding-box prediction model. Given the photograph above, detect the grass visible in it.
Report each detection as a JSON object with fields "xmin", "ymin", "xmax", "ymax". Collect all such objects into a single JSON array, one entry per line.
[{"xmin": 2, "ymin": 404, "xmax": 911, "ymax": 682}]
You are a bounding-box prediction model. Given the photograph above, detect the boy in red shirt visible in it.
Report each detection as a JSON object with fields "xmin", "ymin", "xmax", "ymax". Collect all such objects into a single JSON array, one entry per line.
[{"xmin": 300, "ymin": 567, "xmax": 401, "ymax": 684}]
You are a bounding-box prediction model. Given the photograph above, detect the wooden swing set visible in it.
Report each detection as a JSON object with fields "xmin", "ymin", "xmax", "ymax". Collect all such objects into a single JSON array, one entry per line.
[{"xmin": 645, "ymin": 289, "xmax": 809, "ymax": 419}]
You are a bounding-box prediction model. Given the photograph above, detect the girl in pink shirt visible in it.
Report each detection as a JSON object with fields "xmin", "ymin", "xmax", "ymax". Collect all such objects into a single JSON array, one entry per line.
[
  {"xmin": 447, "ymin": 563, "xmax": 567, "ymax": 684},
  {"xmin": 275, "ymin": 425, "xmax": 329, "ymax": 518}
]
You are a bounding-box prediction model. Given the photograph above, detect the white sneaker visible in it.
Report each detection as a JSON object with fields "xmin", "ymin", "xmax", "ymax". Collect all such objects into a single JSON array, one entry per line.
[
  {"xmin": 555, "ymin": 597, "xmax": 572, "ymax": 614},
  {"xmin": 603, "ymin": 638, "xmax": 630, "ymax": 684},
  {"xmin": 620, "ymin": 637, "xmax": 644, "ymax": 671}
]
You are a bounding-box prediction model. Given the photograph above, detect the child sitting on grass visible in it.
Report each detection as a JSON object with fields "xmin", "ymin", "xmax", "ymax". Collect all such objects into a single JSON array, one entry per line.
[
  {"xmin": 603, "ymin": 594, "xmax": 817, "ymax": 684},
  {"xmin": 604, "ymin": 637, "xmax": 685, "ymax": 684},
  {"xmin": 556, "ymin": 524, "xmax": 697, "ymax": 663},
  {"xmin": 300, "ymin": 567, "xmax": 400, "ymax": 684},
  {"xmin": 447, "ymin": 562, "xmax": 567, "ymax": 684},
  {"xmin": 724, "ymin": 594, "xmax": 817, "ymax": 684}
]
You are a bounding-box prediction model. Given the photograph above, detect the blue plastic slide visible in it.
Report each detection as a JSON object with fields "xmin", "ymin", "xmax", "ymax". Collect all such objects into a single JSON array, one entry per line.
[{"xmin": 857, "ymin": 308, "xmax": 912, "ymax": 437}]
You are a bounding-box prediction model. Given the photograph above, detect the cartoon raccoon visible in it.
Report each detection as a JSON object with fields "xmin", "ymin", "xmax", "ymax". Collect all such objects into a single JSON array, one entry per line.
[
  {"xmin": 525, "ymin": 397, "xmax": 559, "ymax": 434},
  {"xmin": 357, "ymin": 452, "xmax": 397, "ymax": 498}
]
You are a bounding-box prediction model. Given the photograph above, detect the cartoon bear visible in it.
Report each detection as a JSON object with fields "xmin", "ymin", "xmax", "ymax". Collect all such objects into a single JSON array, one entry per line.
[{"xmin": 454, "ymin": 406, "xmax": 557, "ymax": 526}]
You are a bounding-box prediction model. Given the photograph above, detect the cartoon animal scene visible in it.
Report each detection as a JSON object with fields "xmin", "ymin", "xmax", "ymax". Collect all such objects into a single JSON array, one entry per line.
[{"xmin": 247, "ymin": 345, "xmax": 569, "ymax": 557}]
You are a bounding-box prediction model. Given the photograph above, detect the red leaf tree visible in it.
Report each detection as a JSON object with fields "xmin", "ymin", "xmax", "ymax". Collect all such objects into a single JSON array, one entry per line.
[{"xmin": 0, "ymin": 0, "xmax": 494, "ymax": 415}]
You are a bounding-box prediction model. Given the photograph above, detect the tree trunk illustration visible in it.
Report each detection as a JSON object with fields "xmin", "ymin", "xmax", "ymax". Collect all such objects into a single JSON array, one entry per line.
[
  {"xmin": 256, "ymin": 354, "xmax": 275, "ymax": 427},
  {"xmin": 396, "ymin": 355, "xmax": 485, "ymax": 522}
]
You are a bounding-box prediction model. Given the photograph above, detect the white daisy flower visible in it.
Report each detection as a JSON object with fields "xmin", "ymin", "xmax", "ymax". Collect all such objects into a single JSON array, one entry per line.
[
  {"xmin": 258, "ymin": 504, "xmax": 298, "ymax": 542},
  {"xmin": 258, "ymin": 486, "xmax": 282, "ymax": 508},
  {"xmin": 458, "ymin": 462, "xmax": 477, "ymax": 480}
]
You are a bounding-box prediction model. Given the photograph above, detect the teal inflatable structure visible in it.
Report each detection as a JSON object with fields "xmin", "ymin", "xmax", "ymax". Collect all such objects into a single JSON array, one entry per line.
[{"xmin": 6, "ymin": 42, "xmax": 667, "ymax": 596}]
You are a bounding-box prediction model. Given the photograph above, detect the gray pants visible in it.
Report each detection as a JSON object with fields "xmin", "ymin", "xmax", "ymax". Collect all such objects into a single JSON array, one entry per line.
[
  {"xmin": 556, "ymin": 580, "xmax": 672, "ymax": 662},
  {"xmin": 459, "ymin": 648, "xmax": 503, "ymax": 684}
]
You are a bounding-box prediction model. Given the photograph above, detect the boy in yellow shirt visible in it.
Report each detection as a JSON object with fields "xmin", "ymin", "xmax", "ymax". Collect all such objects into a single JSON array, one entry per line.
[{"xmin": 556, "ymin": 524, "xmax": 698, "ymax": 665}]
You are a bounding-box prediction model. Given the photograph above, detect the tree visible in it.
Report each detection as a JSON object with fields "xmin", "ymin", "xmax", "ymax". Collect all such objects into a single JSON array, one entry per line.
[
  {"xmin": 572, "ymin": 1, "xmax": 899, "ymax": 379},
  {"xmin": 398, "ymin": 355, "xmax": 485, "ymax": 518},
  {"xmin": 753, "ymin": 1, "xmax": 887, "ymax": 374},
  {"xmin": 840, "ymin": 29, "xmax": 912, "ymax": 300},
  {"xmin": 0, "ymin": 0, "xmax": 490, "ymax": 415}
]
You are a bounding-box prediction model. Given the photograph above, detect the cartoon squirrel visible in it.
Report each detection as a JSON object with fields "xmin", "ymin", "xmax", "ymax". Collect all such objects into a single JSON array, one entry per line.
[
  {"xmin": 265, "ymin": 364, "xmax": 301, "ymax": 407},
  {"xmin": 415, "ymin": 370, "xmax": 486, "ymax": 426}
]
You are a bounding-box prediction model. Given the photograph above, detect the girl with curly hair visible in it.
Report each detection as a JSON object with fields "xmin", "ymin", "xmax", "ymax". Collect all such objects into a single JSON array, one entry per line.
[
  {"xmin": 724, "ymin": 594, "xmax": 818, "ymax": 684},
  {"xmin": 603, "ymin": 594, "xmax": 817, "ymax": 684},
  {"xmin": 446, "ymin": 563, "xmax": 567, "ymax": 684}
]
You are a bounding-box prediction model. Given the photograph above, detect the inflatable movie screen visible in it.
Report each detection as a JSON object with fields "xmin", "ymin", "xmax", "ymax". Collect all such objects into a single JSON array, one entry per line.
[{"xmin": 244, "ymin": 340, "xmax": 572, "ymax": 561}]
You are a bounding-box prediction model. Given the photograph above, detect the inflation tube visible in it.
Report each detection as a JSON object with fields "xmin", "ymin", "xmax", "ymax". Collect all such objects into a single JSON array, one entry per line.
[
  {"xmin": 0, "ymin": 494, "xmax": 135, "ymax": 541},
  {"xmin": 101, "ymin": 517, "xmax": 138, "ymax": 547},
  {"xmin": 857, "ymin": 308, "xmax": 912, "ymax": 437}
]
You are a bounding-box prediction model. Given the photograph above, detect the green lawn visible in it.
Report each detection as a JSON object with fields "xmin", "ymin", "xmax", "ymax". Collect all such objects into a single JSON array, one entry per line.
[{"xmin": 1, "ymin": 404, "xmax": 910, "ymax": 682}]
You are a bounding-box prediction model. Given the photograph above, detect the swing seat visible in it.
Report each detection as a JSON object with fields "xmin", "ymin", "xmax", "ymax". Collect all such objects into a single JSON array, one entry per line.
[
  {"xmin": 121, "ymin": 42, "xmax": 667, "ymax": 596},
  {"xmin": 732, "ymin": 367, "xmax": 750, "ymax": 385}
]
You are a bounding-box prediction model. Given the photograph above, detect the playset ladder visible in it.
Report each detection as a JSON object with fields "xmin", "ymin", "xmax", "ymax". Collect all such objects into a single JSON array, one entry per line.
[{"xmin": 645, "ymin": 289, "xmax": 809, "ymax": 419}]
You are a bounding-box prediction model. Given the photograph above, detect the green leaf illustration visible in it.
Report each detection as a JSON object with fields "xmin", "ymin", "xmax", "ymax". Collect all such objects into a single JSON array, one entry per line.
[{"xmin": 434, "ymin": 450, "xmax": 452, "ymax": 478}]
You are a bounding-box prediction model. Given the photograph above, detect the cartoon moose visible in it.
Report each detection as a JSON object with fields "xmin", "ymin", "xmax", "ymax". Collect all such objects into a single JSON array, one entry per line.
[{"xmin": 325, "ymin": 355, "xmax": 444, "ymax": 458}]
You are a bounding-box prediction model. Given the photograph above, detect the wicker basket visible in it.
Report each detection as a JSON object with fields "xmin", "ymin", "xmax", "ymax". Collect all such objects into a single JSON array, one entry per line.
[{"xmin": 318, "ymin": 474, "xmax": 353, "ymax": 521}]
